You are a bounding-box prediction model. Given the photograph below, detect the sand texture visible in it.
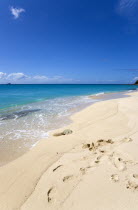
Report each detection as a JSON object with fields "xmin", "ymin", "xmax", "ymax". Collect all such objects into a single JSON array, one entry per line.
[{"xmin": 0, "ymin": 92, "xmax": 138, "ymax": 210}]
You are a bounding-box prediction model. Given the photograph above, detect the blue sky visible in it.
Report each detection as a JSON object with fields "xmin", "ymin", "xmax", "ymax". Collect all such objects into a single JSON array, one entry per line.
[{"xmin": 0, "ymin": 0, "xmax": 138, "ymax": 84}]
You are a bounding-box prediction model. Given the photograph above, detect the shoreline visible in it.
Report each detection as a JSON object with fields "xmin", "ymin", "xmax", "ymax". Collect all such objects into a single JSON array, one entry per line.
[
  {"xmin": 0, "ymin": 89, "xmax": 134, "ymax": 167},
  {"xmin": 0, "ymin": 91, "xmax": 138, "ymax": 209}
]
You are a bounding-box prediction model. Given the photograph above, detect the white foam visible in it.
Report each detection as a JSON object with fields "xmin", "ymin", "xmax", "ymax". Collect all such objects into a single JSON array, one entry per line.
[
  {"xmin": 95, "ymin": 92, "xmax": 105, "ymax": 96},
  {"xmin": 0, "ymin": 95, "xmax": 94, "ymax": 151}
]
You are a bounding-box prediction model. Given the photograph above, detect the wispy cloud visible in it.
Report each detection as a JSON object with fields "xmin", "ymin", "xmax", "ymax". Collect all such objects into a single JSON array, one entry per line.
[
  {"xmin": 0, "ymin": 72, "xmax": 6, "ymax": 79},
  {"xmin": 117, "ymin": 0, "xmax": 138, "ymax": 18},
  {"xmin": 10, "ymin": 6, "xmax": 25, "ymax": 19},
  {"xmin": 7, "ymin": 73, "xmax": 28, "ymax": 80},
  {"xmin": 133, "ymin": 76, "xmax": 138, "ymax": 80},
  {"xmin": 116, "ymin": 0, "xmax": 138, "ymax": 34},
  {"xmin": 0, "ymin": 72, "xmax": 75, "ymax": 84},
  {"xmin": 119, "ymin": 0, "xmax": 137, "ymax": 11}
]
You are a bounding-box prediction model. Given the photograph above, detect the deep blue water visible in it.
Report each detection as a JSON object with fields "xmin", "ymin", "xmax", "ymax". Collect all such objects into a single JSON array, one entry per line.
[{"xmin": 0, "ymin": 84, "xmax": 137, "ymax": 110}]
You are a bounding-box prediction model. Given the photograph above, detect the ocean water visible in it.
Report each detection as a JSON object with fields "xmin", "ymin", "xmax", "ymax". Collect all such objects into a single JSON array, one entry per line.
[{"xmin": 0, "ymin": 84, "xmax": 137, "ymax": 165}]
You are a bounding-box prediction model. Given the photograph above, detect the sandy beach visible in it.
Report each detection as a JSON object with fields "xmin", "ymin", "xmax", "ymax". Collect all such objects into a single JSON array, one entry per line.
[{"xmin": 0, "ymin": 91, "xmax": 138, "ymax": 210}]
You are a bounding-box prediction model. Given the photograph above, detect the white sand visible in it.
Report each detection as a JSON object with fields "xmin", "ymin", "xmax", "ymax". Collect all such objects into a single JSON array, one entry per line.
[{"xmin": 0, "ymin": 91, "xmax": 138, "ymax": 210}]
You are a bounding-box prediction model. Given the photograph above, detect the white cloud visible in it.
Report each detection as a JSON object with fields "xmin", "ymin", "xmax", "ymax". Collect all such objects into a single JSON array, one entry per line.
[
  {"xmin": 117, "ymin": 0, "xmax": 138, "ymax": 17},
  {"xmin": 7, "ymin": 73, "xmax": 28, "ymax": 80},
  {"xmin": 0, "ymin": 72, "xmax": 6, "ymax": 79},
  {"xmin": 133, "ymin": 77, "xmax": 138, "ymax": 80},
  {"xmin": 10, "ymin": 6, "xmax": 25, "ymax": 19},
  {"xmin": 119, "ymin": 0, "xmax": 136, "ymax": 10},
  {"xmin": 0, "ymin": 72, "xmax": 75, "ymax": 84}
]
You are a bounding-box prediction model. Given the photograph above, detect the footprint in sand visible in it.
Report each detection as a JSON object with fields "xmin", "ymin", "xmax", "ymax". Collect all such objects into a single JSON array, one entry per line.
[
  {"xmin": 114, "ymin": 157, "xmax": 126, "ymax": 171},
  {"xmin": 126, "ymin": 181, "xmax": 138, "ymax": 191},
  {"xmin": 79, "ymin": 166, "xmax": 92, "ymax": 175},
  {"xmin": 110, "ymin": 154, "xmax": 126, "ymax": 171},
  {"xmin": 82, "ymin": 139, "xmax": 114, "ymax": 153},
  {"xmin": 96, "ymin": 139, "xmax": 114, "ymax": 147},
  {"xmin": 126, "ymin": 174, "xmax": 138, "ymax": 191},
  {"xmin": 47, "ymin": 187, "xmax": 56, "ymax": 203},
  {"xmin": 111, "ymin": 174, "xmax": 119, "ymax": 182},
  {"xmin": 63, "ymin": 175, "xmax": 74, "ymax": 182},
  {"xmin": 121, "ymin": 137, "xmax": 133, "ymax": 143},
  {"xmin": 82, "ymin": 143, "xmax": 91, "ymax": 149},
  {"xmin": 80, "ymin": 168, "xmax": 86, "ymax": 175},
  {"xmin": 82, "ymin": 142, "xmax": 97, "ymax": 152},
  {"xmin": 94, "ymin": 154, "xmax": 103, "ymax": 164}
]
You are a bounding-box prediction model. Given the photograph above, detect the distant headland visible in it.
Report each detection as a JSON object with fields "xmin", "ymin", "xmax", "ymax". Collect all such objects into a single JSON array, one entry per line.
[{"xmin": 134, "ymin": 80, "xmax": 138, "ymax": 85}]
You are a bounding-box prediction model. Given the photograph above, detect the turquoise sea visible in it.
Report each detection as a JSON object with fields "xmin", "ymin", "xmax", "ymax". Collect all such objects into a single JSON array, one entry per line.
[
  {"xmin": 0, "ymin": 84, "xmax": 137, "ymax": 164},
  {"xmin": 0, "ymin": 84, "xmax": 137, "ymax": 110}
]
